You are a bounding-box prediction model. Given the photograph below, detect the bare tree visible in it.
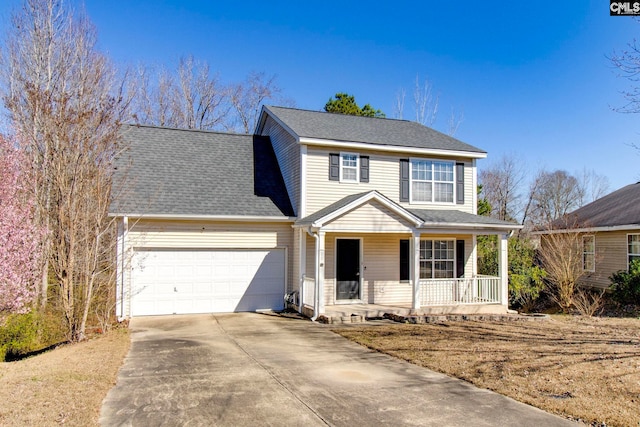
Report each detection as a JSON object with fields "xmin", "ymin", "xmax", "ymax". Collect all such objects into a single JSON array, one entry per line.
[
  {"xmin": 1, "ymin": 0, "xmax": 130, "ymax": 341},
  {"xmin": 132, "ymin": 57, "xmax": 229, "ymax": 130},
  {"xmin": 229, "ymin": 71, "xmax": 282, "ymax": 133},
  {"xmin": 393, "ymin": 88, "xmax": 406, "ymax": 119},
  {"xmin": 577, "ymin": 168, "xmax": 610, "ymax": 206},
  {"xmin": 447, "ymin": 106, "xmax": 464, "ymax": 137},
  {"xmin": 538, "ymin": 219, "xmax": 587, "ymax": 313},
  {"xmin": 413, "ymin": 74, "xmax": 439, "ymax": 127},
  {"xmin": 174, "ymin": 56, "xmax": 229, "ymax": 130},
  {"xmin": 524, "ymin": 169, "xmax": 609, "ymax": 229},
  {"xmin": 478, "ymin": 154, "xmax": 527, "ymax": 222}
]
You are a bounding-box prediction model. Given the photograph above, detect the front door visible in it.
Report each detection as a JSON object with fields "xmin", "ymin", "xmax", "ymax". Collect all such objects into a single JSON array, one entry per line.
[{"xmin": 336, "ymin": 239, "xmax": 360, "ymax": 300}]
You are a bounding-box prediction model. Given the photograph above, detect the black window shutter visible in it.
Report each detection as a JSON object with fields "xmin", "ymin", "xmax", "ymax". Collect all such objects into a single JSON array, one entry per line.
[
  {"xmin": 456, "ymin": 162, "xmax": 465, "ymax": 205},
  {"xmin": 329, "ymin": 153, "xmax": 340, "ymax": 181},
  {"xmin": 400, "ymin": 239, "xmax": 410, "ymax": 281},
  {"xmin": 456, "ymin": 240, "xmax": 465, "ymax": 278},
  {"xmin": 400, "ymin": 159, "xmax": 410, "ymax": 202},
  {"xmin": 360, "ymin": 156, "xmax": 369, "ymax": 182}
]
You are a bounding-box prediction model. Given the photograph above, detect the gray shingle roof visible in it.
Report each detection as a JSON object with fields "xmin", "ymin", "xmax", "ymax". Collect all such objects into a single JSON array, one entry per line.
[
  {"xmin": 409, "ymin": 209, "xmax": 520, "ymax": 228},
  {"xmin": 110, "ymin": 125, "xmax": 294, "ymax": 218},
  {"xmin": 551, "ymin": 182, "xmax": 640, "ymax": 229},
  {"xmin": 263, "ymin": 106, "xmax": 486, "ymax": 154}
]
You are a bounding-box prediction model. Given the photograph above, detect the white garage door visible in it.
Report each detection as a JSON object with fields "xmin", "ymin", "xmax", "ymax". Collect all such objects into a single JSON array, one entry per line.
[{"xmin": 130, "ymin": 249, "xmax": 285, "ymax": 316}]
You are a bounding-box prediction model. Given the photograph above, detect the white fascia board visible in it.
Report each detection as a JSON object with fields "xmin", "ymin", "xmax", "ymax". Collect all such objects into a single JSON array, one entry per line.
[
  {"xmin": 107, "ymin": 213, "xmax": 296, "ymax": 222},
  {"xmin": 261, "ymin": 108, "xmax": 300, "ymax": 140},
  {"xmin": 532, "ymin": 224, "xmax": 640, "ymax": 235},
  {"xmin": 419, "ymin": 222, "xmax": 522, "ymax": 232},
  {"xmin": 299, "ymin": 137, "xmax": 487, "ymax": 159},
  {"xmin": 313, "ymin": 191, "xmax": 423, "ymax": 228}
]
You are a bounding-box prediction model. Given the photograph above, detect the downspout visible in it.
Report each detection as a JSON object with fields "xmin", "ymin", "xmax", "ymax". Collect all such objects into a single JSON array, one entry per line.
[{"xmin": 307, "ymin": 227, "xmax": 320, "ymax": 321}]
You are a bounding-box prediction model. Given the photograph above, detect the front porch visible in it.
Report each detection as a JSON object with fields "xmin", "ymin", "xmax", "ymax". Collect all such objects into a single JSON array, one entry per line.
[
  {"xmin": 293, "ymin": 191, "xmax": 520, "ymax": 321},
  {"xmin": 304, "ymin": 276, "xmax": 505, "ymax": 319}
]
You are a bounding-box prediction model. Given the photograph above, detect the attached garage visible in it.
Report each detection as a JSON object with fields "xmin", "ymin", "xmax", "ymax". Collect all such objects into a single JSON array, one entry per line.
[{"xmin": 130, "ymin": 249, "xmax": 286, "ymax": 316}]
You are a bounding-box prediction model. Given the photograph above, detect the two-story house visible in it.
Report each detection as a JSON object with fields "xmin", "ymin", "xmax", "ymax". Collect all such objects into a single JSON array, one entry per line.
[{"xmin": 111, "ymin": 106, "xmax": 520, "ymax": 319}]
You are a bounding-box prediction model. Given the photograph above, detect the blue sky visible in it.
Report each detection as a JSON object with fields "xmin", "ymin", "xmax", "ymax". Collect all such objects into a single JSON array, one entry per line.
[{"xmin": 0, "ymin": 0, "xmax": 638, "ymax": 190}]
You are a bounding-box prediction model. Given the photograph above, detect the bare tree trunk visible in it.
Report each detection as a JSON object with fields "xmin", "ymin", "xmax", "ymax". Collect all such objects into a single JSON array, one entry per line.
[{"xmin": 1, "ymin": 0, "xmax": 131, "ymax": 341}]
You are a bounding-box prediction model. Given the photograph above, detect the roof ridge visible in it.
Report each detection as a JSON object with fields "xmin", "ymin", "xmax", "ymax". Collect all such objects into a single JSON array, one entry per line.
[
  {"xmin": 124, "ymin": 123, "xmax": 249, "ymax": 137},
  {"xmin": 265, "ymin": 105, "xmax": 416, "ymax": 124}
]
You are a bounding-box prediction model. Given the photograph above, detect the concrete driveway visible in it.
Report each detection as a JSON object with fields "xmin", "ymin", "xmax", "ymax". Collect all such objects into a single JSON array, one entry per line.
[{"xmin": 100, "ymin": 313, "xmax": 575, "ymax": 426}]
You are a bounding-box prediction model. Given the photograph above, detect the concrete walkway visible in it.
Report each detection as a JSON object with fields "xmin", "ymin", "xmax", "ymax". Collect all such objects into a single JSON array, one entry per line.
[{"xmin": 100, "ymin": 313, "xmax": 576, "ymax": 426}]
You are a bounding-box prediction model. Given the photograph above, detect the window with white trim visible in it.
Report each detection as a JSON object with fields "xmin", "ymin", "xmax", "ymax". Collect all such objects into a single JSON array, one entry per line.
[
  {"xmin": 628, "ymin": 234, "xmax": 640, "ymax": 268},
  {"xmin": 410, "ymin": 159, "xmax": 454, "ymax": 203},
  {"xmin": 419, "ymin": 240, "xmax": 455, "ymax": 279},
  {"xmin": 340, "ymin": 153, "xmax": 359, "ymax": 182},
  {"xmin": 583, "ymin": 235, "xmax": 595, "ymax": 272}
]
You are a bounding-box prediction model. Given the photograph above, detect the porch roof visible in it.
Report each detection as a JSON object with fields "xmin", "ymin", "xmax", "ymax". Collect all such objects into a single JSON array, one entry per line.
[
  {"xmin": 409, "ymin": 209, "xmax": 521, "ymax": 232},
  {"xmin": 294, "ymin": 191, "xmax": 521, "ymax": 232}
]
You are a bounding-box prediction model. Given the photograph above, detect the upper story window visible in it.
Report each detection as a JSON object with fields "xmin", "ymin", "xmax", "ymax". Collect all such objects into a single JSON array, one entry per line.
[
  {"xmin": 583, "ymin": 235, "xmax": 595, "ymax": 272},
  {"xmin": 329, "ymin": 153, "xmax": 369, "ymax": 183},
  {"xmin": 628, "ymin": 234, "xmax": 640, "ymax": 268},
  {"xmin": 410, "ymin": 159, "xmax": 454, "ymax": 203},
  {"xmin": 340, "ymin": 153, "xmax": 359, "ymax": 182}
]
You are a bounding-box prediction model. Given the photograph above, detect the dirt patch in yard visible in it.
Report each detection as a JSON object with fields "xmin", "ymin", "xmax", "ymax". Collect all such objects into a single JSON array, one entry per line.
[
  {"xmin": 0, "ymin": 329, "xmax": 130, "ymax": 426},
  {"xmin": 334, "ymin": 316, "xmax": 640, "ymax": 427}
]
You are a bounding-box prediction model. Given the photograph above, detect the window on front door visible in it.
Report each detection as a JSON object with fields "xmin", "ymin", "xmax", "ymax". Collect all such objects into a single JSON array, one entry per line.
[{"xmin": 419, "ymin": 240, "xmax": 455, "ymax": 278}]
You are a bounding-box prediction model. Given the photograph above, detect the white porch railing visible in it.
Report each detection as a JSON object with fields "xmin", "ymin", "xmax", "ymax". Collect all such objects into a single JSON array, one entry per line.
[
  {"xmin": 420, "ymin": 276, "xmax": 501, "ymax": 306},
  {"xmin": 302, "ymin": 277, "xmax": 315, "ymax": 307}
]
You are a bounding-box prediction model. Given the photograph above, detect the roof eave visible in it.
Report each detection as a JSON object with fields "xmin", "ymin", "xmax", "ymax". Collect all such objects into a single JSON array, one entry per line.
[
  {"xmin": 108, "ymin": 213, "xmax": 296, "ymax": 222},
  {"xmin": 299, "ymin": 137, "xmax": 487, "ymax": 158},
  {"xmin": 532, "ymin": 224, "xmax": 640, "ymax": 235}
]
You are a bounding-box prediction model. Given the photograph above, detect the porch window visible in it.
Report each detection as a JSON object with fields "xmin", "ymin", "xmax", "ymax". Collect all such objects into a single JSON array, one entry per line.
[
  {"xmin": 582, "ymin": 235, "xmax": 595, "ymax": 272},
  {"xmin": 340, "ymin": 153, "xmax": 359, "ymax": 182},
  {"xmin": 419, "ymin": 240, "xmax": 455, "ymax": 278},
  {"xmin": 629, "ymin": 234, "xmax": 640, "ymax": 268},
  {"xmin": 410, "ymin": 159, "xmax": 454, "ymax": 203}
]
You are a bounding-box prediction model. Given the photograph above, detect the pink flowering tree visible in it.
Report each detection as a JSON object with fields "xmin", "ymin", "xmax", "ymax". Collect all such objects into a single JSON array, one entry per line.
[{"xmin": 0, "ymin": 136, "xmax": 44, "ymax": 316}]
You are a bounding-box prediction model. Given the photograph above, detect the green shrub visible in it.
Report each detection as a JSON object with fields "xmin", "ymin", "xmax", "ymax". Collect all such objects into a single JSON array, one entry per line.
[
  {"xmin": 0, "ymin": 311, "xmax": 42, "ymax": 362},
  {"xmin": 610, "ymin": 259, "xmax": 640, "ymax": 305},
  {"xmin": 0, "ymin": 309, "xmax": 67, "ymax": 362}
]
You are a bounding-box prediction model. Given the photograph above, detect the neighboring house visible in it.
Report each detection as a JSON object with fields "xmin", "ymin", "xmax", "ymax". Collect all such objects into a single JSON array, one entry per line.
[
  {"xmin": 110, "ymin": 106, "xmax": 520, "ymax": 319},
  {"xmin": 534, "ymin": 182, "xmax": 640, "ymax": 289}
]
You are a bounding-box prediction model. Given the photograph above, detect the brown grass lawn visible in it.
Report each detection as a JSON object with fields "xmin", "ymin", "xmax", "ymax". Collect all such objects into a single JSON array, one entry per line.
[
  {"xmin": 334, "ymin": 316, "xmax": 640, "ymax": 427},
  {"xmin": 0, "ymin": 330, "xmax": 130, "ymax": 426}
]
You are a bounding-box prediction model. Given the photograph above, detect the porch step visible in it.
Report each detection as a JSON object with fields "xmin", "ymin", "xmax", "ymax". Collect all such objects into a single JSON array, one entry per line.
[{"xmin": 384, "ymin": 312, "xmax": 550, "ymax": 324}]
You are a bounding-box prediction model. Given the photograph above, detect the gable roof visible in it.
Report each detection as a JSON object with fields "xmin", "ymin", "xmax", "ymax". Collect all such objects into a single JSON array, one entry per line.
[
  {"xmin": 548, "ymin": 182, "xmax": 640, "ymax": 230},
  {"xmin": 259, "ymin": 106, "xmax": 486, "ymax": 156},
  {"xmin": 110, "ymin": 125, "xmax": 294, "ymax": 219},
  {"xmin": 294, "ymin": 191, "xmax": 423, "ymax": 228},
  {"xmin": 295, "ymin": 191, "xmax": 520, "ymax": 231}
]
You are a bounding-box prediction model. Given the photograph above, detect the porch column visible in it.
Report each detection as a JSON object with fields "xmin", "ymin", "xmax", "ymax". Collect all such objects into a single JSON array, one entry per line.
[
  {"xmin": 498, "ymin": 233, "xmax": 509, "ymax": 308},
  {"xmin": 411, "ymin": 231, "xmax": 421, "ymax": 311},
  {"xmin": 317, "ymin": 230, "xmax": 326, "ymax": 315},
  {"xmin": 298, "ymin": 228, "xmax": 306, "ymax": 313}
]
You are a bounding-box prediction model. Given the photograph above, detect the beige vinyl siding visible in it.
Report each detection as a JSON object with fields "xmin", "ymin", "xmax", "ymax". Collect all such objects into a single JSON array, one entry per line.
[
  {"xmin": 305, "ymin": 146, "xmax": 475, "ymax": 216},
  {"xmin": 580, "ymin": 230, "xmax": 630, "ymax": 289},
  {"xmin": 305, "ymin": 232, "xmax": 315, "ymax": 280},
  {"xmin": 127, "ymin": 219, "xmax": 294, "ymax": 292},
  {"xmin": 262, "ymin": 116, "xmax": 301, "ymax": 215},
  {"xmin": 324, "ymin": 201, "xmax": 415, "ymax": 233},
  {"xmin": 321, "ymin": 233, "xmax": 475, "ymax": 306}
]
